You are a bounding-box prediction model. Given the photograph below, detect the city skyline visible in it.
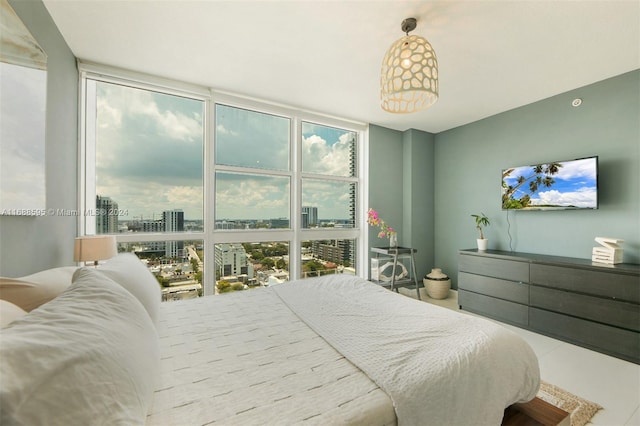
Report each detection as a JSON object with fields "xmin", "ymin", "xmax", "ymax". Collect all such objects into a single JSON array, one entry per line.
[{"xmin": 98, "ymin": 196, "xmax": 352, "ymax": 232}]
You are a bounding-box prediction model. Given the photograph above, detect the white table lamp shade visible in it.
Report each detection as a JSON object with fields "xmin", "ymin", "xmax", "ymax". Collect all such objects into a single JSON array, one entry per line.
[{"xmin": 74, "ymin": 235, "xmax": 117, "ymax": 265}]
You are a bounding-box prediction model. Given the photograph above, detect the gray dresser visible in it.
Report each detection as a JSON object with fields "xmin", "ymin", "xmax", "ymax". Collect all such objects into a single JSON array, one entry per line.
[{"xmin": 458, "ymin": 249, "xmax": 640, "ymax": 364}]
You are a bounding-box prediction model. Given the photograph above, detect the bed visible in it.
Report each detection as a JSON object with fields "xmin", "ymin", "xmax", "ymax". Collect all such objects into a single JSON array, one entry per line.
[{"xmin": 0, "ymin": 254, "xmax": 540, "ymax": 425}]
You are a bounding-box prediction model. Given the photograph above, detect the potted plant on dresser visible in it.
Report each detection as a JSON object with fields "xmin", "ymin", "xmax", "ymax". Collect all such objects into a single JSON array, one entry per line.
[{"xmin": 471, "ymin": 213, "xmax": 490, "ymax": 251}]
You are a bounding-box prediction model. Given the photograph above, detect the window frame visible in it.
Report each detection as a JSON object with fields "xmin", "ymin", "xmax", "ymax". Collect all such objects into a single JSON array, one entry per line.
[{"xmin": 78, "ymin": 62, "xmax": 369, "ymax": 297}]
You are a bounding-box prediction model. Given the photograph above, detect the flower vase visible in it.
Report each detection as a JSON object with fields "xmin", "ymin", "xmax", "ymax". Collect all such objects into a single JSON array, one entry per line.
[{"xmin": 389, "ymin": 233, "xmax": 398, "ymax": 247}]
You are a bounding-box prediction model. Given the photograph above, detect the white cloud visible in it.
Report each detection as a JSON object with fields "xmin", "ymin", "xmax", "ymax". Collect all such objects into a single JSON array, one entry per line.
[
  {"xmin": 215, "ymin": 174, "xmax": 289, "ymax": 219},
  {"xmin": 555, "ymin": 158, "xmax": 597, "ymax": 181},
  {"xmin": 302, "ymin": 179, "xmax": 353, "ymax": 219},
  {"xmin": 97, "ymin": 97, "xmax": 122, "ymax": 129},
  {"xmin": 532, "ymin": 187, "xmax": 597, "ymax": 208},
  {"xmin": 302, "ymin": 132, "xmax": 351, "ymax": 176},
  {"xmin": 216, "ymin": 124, "xmax": 238, "ymax": 136}
]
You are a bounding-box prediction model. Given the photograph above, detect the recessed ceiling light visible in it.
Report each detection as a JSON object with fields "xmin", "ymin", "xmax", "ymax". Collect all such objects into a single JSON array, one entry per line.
[{"xmin": 572, "ymin": 98, "xmax": 582, "ymax": 107}]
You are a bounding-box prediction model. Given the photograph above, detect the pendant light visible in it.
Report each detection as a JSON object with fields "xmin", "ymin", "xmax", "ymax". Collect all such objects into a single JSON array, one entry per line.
[{"xmin": 380, "ymin": 17, "xmax": 438, "ymax": 113}]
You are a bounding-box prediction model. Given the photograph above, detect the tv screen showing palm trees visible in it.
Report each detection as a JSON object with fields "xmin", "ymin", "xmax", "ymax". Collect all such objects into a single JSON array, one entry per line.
[{"xmin": 502, "ymin": 156, "xmax": 598, "ymax": 210}]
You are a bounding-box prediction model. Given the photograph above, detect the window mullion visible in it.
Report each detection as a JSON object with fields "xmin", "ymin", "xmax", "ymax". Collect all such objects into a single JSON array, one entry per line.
[
  {"xmin": 79, "ymin": 77, "xmax": 97, "ymax": 236},
  {"xmin": 204, "ymin": 95, "xmax": 215, "ymax": 296},
  {"xmin": 290, "ymin": 117, "xmax": 301, "ymax": 280}
]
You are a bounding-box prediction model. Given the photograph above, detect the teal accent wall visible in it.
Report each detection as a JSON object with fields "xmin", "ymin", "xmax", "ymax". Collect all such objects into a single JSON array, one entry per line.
[
  {"xmin": 369, "ymin": 126, "xmax": 435, "ymax": 282},
  {"xmin": 369, "ymin": 125, "xmax": 404, "ymax": 245},
  {"xmin": 402, "ymin": 129, "xmax": 435, "ymax": 280},
  {"xmin": 0, "ymin": 0, "xmax": 78, "ymax": 276},
  {"xmin": 370, "ymin": 70, "xmax": 639, "ymax": 288},
  {"xmin": 435, "ymin": 70, "xmax": 639, "ymax": 287}
]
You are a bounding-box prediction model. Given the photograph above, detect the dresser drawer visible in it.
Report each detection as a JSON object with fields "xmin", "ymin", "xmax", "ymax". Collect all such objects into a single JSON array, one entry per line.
[
  {"xmin": 459, "ymin": 255, "xmax": 529, "ymax": 282},
  {"xmin": 459, "ymin": 290, "xmax": 528, "ymax": 327},
  {"xmin": 530, "ymin": 308, "xmax": 640, "ymax": 364},
  {"xmin": 530, "ymin": 264, "xmax": 640, "ymax": 303},
  {"xmin": 459, "ymin": 272, "xmax": 529, "ymax": 304},
  {"xmin": 530, "ymin": 286, "xmax": 640, "ymax": 332}
]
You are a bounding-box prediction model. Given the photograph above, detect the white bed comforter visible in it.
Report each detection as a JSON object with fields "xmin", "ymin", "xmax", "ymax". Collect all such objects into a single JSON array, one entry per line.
[
  {"xmin": 147, "ymin": 284, "xmax": 396, "ymax": 426},
  {"xmin": 273, "ymin": 275, "xmax": 540, "ymax": 426}
]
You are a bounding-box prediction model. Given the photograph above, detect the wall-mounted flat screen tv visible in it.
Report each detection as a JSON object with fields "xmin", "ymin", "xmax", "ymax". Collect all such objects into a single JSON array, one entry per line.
[{"xmin": 502, "ymin": 156, "xmax": 598, "ymax": 210}]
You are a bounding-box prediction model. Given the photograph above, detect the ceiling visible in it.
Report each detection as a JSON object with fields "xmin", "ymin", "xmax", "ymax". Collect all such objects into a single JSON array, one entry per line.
[{"xmin": 42, "ymin": 0, "xmax": 639, "ymax": 134}]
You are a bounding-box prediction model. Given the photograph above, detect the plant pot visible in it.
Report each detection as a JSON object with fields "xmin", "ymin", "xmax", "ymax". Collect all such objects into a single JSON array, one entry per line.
[
  {"xmin": 423, "ymin": 268, "xmax": 451, "ymax": 300},
  {"xmin": 477, "ymin": 238, "xmax": 488, "ymax": 251}
]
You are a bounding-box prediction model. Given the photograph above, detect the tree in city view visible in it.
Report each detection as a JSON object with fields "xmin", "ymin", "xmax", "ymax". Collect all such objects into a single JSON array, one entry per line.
[
  {"xmin": 303, "ymin": 260, "xmax": 325, "ymax": 274},
  {"xmin": 216, "ymin": 280, "xmax": 245, "ymax": 294}
]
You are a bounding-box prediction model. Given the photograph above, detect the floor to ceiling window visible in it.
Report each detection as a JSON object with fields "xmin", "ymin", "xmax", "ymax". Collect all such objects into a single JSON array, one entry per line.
[{"xmin": 79, "ymin": 63, "xmax": 366, "ymax": 298}]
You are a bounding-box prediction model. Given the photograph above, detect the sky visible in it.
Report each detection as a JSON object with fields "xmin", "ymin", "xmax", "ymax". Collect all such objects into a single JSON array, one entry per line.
[
  {"xmin": 95, "ymin": 82, "xmax": 204, "ymax": 221},
  {"xmin": 0, "ymin": 62, "xmax": 46, "ymax": 212},
  {"xmin": 94, "ymin": 82, "xmax": 356, "ymax": 221},
  {"xmin": 502, "ymin": 157, "xmax": 598, "ymax": 208}
]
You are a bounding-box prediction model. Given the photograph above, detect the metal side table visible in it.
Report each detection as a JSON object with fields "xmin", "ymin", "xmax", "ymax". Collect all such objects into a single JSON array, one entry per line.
[{"xmin": 370, "ymin": 246, "xmax": 420, "ymax": 300}]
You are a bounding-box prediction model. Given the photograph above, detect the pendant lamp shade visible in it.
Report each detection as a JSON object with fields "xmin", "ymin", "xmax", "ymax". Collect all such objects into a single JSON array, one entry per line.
[{"xmin": 381, "ymin": 18, "xmax": 438, "ymax": 113}]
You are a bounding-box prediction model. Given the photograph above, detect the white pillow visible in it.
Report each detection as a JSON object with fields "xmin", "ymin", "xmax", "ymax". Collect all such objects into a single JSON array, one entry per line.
[
  {"xmin": 0, "ymin": 267, "xmax": 159, "ymax": 425},
  {"xmin": 98, "ymin": 253, "xmax": 161, "ymax": 326},
  {"xmin": 0, "ymin": 266, "xmax": 77, "ymax": 311},
  {"xmin": 0, "ymin": 300, "xmax": 27, "ymax": 328}
]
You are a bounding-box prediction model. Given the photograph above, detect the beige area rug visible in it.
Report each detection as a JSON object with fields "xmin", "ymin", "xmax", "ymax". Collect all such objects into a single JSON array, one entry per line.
[{"xmin": 538, "ymin": 380, "xmax": 603, "ymax": 426}]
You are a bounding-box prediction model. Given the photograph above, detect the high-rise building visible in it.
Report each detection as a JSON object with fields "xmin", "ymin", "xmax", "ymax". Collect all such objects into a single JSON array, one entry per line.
[
  {"xmin": 163, "ymin": 209, "xmax": 184, "ymax": 257},
  {"xmin": 131, "ymin": 210, "xmax": 185, "ymax": 257},
  {"xmin": 301, "ymin": 206, "xmax": 318, "ymax": 228},
  {"xmin": 348, "ymin": 134, "xmax": 357, "ymax": 228},
  {"xmin": 347, "ymin": 134, "xmax": 357, "ymax": 267},
  {"xmin": 141, "ymin": 219, "xmax": 164, "ymax": 233},
  {"xmin": 215, "ymin": 243, "xmax": 253, "ymax": 279},
  {"xmin": 163, "ymin": 209, "xmax": 184, "ymax": 232},
  {"xmin": 311, "ymin": 239, "xmax": 351, "ymax": 265},
  {"xmin": 96, "ymin": 195, "xmax": 119, "ymax": 234}
]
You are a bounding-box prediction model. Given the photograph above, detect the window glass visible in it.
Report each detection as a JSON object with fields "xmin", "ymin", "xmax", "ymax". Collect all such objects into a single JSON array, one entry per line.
[
  {"xmin": 118, "ymin": 240, "xmax": 204, "ymax": 302},
  {"xmin": 215, "ymin": 104, "xmax": 290, "ymax": 171},
  {"xmin": 82, "ymin": 68, "xmax": 362, "ymax": 289},
  {"xmin": 301, "ymin": 179, "xmax": 356, "ymax": 228},
  {"xmin": 93, "ymin": 81, "xmax": 204, "ymax": 234},
  {"xmin": 215, "ymin": 171, "xmax": 290, "ymax": 229},
  {"xmin": 301, "ymin": 239, "xmax": 356, "ymax": 278},
  {"xmin": 301, "ymin": 122, "xmax": 356, "ymax": 177},
  {"xmin": 215, "ymin": 241, "xmax": 289, "ymax": 291}
]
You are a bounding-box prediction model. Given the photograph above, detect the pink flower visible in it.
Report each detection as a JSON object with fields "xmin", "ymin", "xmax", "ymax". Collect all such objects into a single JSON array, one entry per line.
[
  {"xmin": 367, "ymin": 208, "xmax": 380, "ymax": 226},
  {"xmin": 367, "ymin": 208, "xmax": 396, "ymax": 240}
]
